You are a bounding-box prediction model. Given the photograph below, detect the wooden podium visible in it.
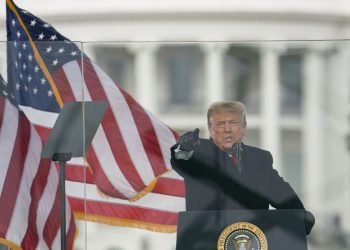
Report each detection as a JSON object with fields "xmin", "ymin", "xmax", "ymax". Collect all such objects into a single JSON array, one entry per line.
[{"xmin": 176, "ymin": 209, "xmax": 308, "ymax": 250}]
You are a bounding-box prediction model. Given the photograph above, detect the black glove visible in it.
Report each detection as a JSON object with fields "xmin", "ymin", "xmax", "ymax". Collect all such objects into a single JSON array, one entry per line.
[
  {"xmin": 178, "ymin": 128, "xmax": 200, "ymax": 152},
  {"xmin": 304, "ymin": 210, "xmax": 315, "ymax": 235}
]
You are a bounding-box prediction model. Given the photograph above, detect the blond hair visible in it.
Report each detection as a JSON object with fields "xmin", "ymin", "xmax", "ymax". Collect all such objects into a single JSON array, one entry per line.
[{"xmin": 207, "ymin": 101, "xmax": 247, "ymax": 127}]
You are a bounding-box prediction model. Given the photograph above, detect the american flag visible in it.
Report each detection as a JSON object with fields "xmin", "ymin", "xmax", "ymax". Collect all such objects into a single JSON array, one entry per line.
[
  {"xmin": 0, "ymin": 95, "xmax": 76, "ymax": 250},
  {"xmin": 5, "ymin": 0, "xmax": 185, "ymax": 232}
]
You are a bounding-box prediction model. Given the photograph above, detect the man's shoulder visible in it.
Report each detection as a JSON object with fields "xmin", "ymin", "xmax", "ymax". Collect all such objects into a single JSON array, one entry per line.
[
  {"xmin": 243, "ymin": 144, "xmax": 273, "ymax": 167},
  {"xmin": 243, "ymin": 144, "xmax": 271, "ymax": 156}
]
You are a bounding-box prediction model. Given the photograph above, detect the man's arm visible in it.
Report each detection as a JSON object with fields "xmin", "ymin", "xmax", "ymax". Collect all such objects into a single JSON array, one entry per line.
[
  {"xmin": 265, "ymin": 152, "xmax": 315, "ymax": 234},
  {"xmin": 265, "ymin": 152, "xmax": 304, "ymax": 209}
]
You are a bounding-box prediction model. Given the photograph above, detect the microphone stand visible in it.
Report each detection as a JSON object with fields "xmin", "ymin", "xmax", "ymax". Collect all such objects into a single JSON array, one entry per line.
[{"xmin": 233, "ymin": 143, "xmax": 242, "ymax": 173}]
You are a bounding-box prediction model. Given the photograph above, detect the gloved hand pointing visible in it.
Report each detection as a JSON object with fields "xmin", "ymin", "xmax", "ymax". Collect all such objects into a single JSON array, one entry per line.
[{"xmin": 178, "ymin": 128, "xmax": 200, "ymax": 152}]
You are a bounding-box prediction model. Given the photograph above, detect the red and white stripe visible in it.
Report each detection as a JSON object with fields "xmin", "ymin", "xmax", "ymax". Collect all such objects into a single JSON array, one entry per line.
[
  {"xmin": 67, "ymin": 169, "xmax": 185, "ymax": 230},
  {"xmin": 0, "ymin": 98, "xmax": 76, "ymax": 250}
]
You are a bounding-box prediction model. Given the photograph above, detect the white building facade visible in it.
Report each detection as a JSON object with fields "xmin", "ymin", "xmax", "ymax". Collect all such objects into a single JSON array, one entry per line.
[{"xmin": 1, "ymin": 0, "xmax": 350, "ymax": 249}]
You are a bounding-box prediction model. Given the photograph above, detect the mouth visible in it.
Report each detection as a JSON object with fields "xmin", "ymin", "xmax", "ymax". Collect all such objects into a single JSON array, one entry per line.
[{"xmin": 224, "ymin": 136, "xmax": 233, "ymax": 143}]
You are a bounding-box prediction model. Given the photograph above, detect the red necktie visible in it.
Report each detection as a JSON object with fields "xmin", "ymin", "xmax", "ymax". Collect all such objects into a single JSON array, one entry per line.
[{"xmin": 231, "ymin": 155, "xmax": 238, "ymax": 166}]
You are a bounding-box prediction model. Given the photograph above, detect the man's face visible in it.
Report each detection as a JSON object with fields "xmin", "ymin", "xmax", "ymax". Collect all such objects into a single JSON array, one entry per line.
[{"xmin": 208, "ymin": 111, "xmax": 246, "ymax": 152}]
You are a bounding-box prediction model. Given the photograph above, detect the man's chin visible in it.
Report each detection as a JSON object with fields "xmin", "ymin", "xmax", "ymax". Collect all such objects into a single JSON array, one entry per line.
[{"xmin": 222, "ymin": 144, "xmax": 234, "ymax": 152}]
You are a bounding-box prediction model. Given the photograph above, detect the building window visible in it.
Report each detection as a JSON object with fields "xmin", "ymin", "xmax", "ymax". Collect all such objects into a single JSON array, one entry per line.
[
  {"xmin": 157, "ymin": 45, "xmax": 204, "ymax": 113},
  {"xmin": 94, "ymin": 46, "xmax": 135, "ymax": 94},
  {"xmin": 281, "ymin": 130, "xmax": 302, "ymax": 195},
  {"xmin": 280, "ymin": 49, "xmax": 303, "ymax": 115},
  {"xmin": 225, "ymin": 46, "xmax": 261, "ymax": 114}
]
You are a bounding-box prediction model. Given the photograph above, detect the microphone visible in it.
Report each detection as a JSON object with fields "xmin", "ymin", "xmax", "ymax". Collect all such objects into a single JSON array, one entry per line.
[{"xmin": 232, "ymin": 143, "xmax": 243, "ymax": 172}]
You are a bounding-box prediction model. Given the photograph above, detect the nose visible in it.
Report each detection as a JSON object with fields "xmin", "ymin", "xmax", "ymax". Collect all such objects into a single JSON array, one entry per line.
[{"xmin": 224, "ymin": 122, "xmax": 231, "ymax": 132}]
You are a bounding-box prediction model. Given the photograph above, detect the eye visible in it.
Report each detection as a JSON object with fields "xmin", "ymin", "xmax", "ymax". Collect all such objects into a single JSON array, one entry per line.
[
  {"xmin": 216, "ymin": 122, "xmax": 225, "ymax": 127},
  {"xmin": 229, "ymin": 121, "xmax": 238, "ymax": 125}
]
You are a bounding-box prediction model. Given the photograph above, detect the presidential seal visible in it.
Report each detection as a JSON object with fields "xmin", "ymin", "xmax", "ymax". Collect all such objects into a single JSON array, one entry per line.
[{"xmin": 217, "ymin": 222, "xmax": 268, "ymax": 250}]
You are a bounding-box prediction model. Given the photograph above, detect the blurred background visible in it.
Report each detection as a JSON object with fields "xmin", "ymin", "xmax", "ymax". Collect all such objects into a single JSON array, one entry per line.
[{"xmin": 1, "ymin": 0, "xmax": 350, "ymax": 249}]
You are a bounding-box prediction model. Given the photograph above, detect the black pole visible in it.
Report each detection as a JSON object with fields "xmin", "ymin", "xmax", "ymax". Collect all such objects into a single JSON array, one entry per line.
[
  {"xmin": 52, "ymin": 153, "xmax": 72, "ymax": 250},
  {"xmin": 59, "ymin": 160, "xmax": 66, "ymax": 250}
]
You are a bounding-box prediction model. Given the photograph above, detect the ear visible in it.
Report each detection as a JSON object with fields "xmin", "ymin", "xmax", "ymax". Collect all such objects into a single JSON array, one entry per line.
[
  {"xmin": 208, "ymin": 126, "xmax": 213, "ymax": 138},
  {"xmin": 241, "ymin": 126, "xmax": 247, "ymax": 137}
]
